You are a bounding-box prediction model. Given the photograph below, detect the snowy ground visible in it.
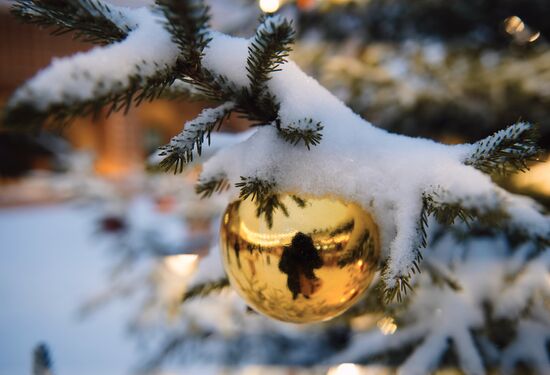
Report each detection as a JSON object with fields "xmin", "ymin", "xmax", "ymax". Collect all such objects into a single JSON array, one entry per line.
[{"xmin": 0, "ymin": 203, "xmax": 136, "ymax": 375}]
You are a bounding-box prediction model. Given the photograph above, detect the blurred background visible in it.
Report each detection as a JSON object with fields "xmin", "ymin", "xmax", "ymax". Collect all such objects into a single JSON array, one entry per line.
[{"xmin": 0, "ymin": 0, "xmax": 549, "ymax": 374}]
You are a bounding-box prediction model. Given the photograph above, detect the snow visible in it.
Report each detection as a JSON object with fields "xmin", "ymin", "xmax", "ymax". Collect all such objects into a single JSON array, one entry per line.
[
  {"xmin": 7, "ymin": 6, "xmax": 178, "ymax": 111},
  {"xmin": 202, "ymin": 32, "xmax": 250, "ymax": 88},
  {"xmin": 398, "ymin": 333, "xmax": 449, "ymax": 375},
  {"xmin": 501, "ymin": 320, "xmax": 550, "ymax": 375},
  {"xmin": 494, "ymin": 250, "xmax": 550, "ymax": 319},
  {"xmin": 0, "ymin": 204, "xmax": 135, "ymax": 375}
]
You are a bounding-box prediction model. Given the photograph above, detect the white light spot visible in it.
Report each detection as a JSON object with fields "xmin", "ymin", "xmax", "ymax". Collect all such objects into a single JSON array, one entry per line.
[
  {"xmin": 259, "ymin": 0, "xmax": 281, "ymax": 13},
  {"xmin": 528, "ymin": 31, "xmax": 541, "ymax": 42},
  {"xmin": 164, "ymin": 254, "xmax": 198, "ymax": 276},
  {"xmin": 327, "ymin": 363, "xmax": 361, "ymax": 375}
]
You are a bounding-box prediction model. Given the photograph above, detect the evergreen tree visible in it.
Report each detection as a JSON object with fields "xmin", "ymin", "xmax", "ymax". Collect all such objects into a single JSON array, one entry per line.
[{"xmin": 3, "ymin": 1, "xmax": 549, "ymax": 373}]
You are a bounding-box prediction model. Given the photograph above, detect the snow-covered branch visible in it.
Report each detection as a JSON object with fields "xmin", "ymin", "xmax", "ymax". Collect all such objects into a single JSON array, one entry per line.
[
  {"xmin": 158, "ymin": 102, "xmax": 235, "ymax": 172},
  {"xmin": 3, "ymin": 0, "xmax": 549, "ymax": 301},
  {"xmin": 4, "ymin": 2, "xmax": 179, "ymax": 129},
  {"xmin": 465, "ymin": 122, "xmax": 542, "ymax": 175}
]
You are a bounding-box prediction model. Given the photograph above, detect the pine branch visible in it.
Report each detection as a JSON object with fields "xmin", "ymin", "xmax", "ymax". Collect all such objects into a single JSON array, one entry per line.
[
  {"xmin": 181, "ymin": 278, "xmax": 229, "ymax": 302},
  {"xmin": 277, "ymin": 118, "xmax": 323, "ymax": 149},
  {"xmin": 157, "ymin": 102, "xmax": 234, "ymax": 172},
  {"xmin": 159, "ymin": 79, "xmax": 207, "ymax": 101},
  {"xmin": 246, "ymin": 15, "xmax": 295, "ymax": 96},
  {"xmin": 156, "ymin": 2, "xmax": 296, "ymax": 129},
  {"xmin": 195, "ymin": 175, "xmax": 230, "ymax": 198},
  {"xmin": 217, "ymin": 16, "xmax": 296, "ymax": 126},
  {"xmin": 423, "ymin": 258, "xmax": 463, "ymax": 291},
  {"xmin": 141, "ymin": 0, "xmax": 230, "ymax": 104},
  {"xmin": 236, "ymin": 176, "xmax": 288, "ymax": 228},
  {"xmin": 383, "ymin": 199, "xmax": 433, "ymax": 303},
  {"xmin": 423, "ymin": 194, "xmax": 476, "ymax": 226},
  {"xmin": 11, "ymin": 0, "xmax": 130, "ymax": 45},
  {"xmin": 156, "ymin": 0, "xmax": 210, "ymax": 68},
  {"xmin": 3, "ymin": 65, "xmax": 177, "ymax": 130},
  {"xmin": 383, "ymin": 274, "xmax": 413, "ymax": 304},
  {"xmin": 424, "ymin": 192, "xmax": 510, "ymax": 228},
  {"xmin": 464, "ymin": 122, "xmax": 542, "ymax": 175},
  {"xmin": 383, "ymin": 193, "xmax": 464, "ymax": 304},
  {"xmin": 504, "ymin": 225, "xmax": 550, "ymax": 254},
  {"xmin": 290, "ymin": 194, "xmax": 307, "ymax": 208},
  {"xmin": 33, "ymin": 343, "xmax": 53, "ymax": 375},
  {"xmin": 383, "ymin": 190, "xmax": 515, "ymax": 303},
  {"xmin": 236, "ymin": 176, "xmax": 276, "ymax": 203}
]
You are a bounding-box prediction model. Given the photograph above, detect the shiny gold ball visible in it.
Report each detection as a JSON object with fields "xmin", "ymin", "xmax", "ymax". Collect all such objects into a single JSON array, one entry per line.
[{"xmin": 220, "ymin": 194, "xmax": 380, "ymax": 323}]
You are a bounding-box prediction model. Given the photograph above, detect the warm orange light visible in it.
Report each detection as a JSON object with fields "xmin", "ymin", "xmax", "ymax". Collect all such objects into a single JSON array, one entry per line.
[
  {"xmin": 351, "ymin": 314, "xmax": 378, "ymax": 330},
  {"xmin": 513, "ymin": 160, "xmax": 550, "ymax": 195},
  {"xmin": 504, "ymin": 16, "xmax": 525, "ymax": 34},
  {"xmin": 377, "ymin": 316, "xmax": 397, "ymax": 335},
  {"xmin": 95, "ymin": 159, "xmax": 135, "ymax": 177}
]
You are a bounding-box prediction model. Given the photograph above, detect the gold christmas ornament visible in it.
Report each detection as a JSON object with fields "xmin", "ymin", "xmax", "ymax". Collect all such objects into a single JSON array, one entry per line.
[{"xmin": 220, "ymin": 194, "xmax": 380, "ymax": 323}]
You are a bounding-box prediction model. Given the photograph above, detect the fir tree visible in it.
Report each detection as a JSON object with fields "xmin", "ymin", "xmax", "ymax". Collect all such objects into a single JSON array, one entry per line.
[{"xmin": 3, "ymin": 1, "xmax": 550, "ymax": 373}]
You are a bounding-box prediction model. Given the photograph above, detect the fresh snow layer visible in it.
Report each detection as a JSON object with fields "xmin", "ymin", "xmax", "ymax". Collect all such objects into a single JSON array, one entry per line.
[{"xmin": 8, "ymin": 6, "xmax": 178, "ymax": 111}]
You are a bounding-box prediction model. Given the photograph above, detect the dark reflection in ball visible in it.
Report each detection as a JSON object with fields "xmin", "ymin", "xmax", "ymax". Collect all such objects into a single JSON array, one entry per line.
[
  {"xmin": 220, "ymin": 194, "xmax": 380, "ymax": 323},
  {"xmin": 279, "ymin": 232, "xmax": 324, "ymax": 300}
]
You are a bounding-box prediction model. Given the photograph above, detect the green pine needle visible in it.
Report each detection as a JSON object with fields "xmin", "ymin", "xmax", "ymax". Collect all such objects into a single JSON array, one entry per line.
[
  {"xmin": 465, "ymin": 122, "xmax": 542, "ymax": 175},
  {"xmin": 11, "ymin": 0, "xmax": 130, "ymax": 45},
  {"xmin": 236, "ymin": 176, "xmax": 288, "ymax": 228},
  {"xmin": 195, "ymin": 176, "xmax": 230, "ymax": 198},
  {"xmin": 247, "ymin": 16, "xmax": 295, "ymax": 95},
  {"xmin": 383, "ymin": 275, "xmax": 413, "ymax": 304},
  {"xmin": 277, "ymin": 118, "xmax": 323, "ymax": 149},
  {"xmin": 290, "ymin": 194, "xmax": 307, "ymax": 208},
  {"xmin": 3, "ymin": 65, "xmax": 176, "ymax": 130},
  {"xmin": 157, "ymin": 103, "xmax": 233, "ymax": 173},
  {"xmin": 383, "ymin": 193, "xmax": 481, "ymax": 303},
  {"xmin": 156, "ymin": 0, "xmax": 211, "ymax": 65},
  {"xmin": 182, "ymin": 278, "xmax": 230, "ymax": 302}
]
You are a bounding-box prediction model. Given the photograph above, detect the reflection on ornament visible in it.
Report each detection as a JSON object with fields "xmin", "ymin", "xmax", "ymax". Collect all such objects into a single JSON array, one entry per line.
[{"xmin": 220, "ymin": 194, "xmax": 380, "ymax": 323}]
